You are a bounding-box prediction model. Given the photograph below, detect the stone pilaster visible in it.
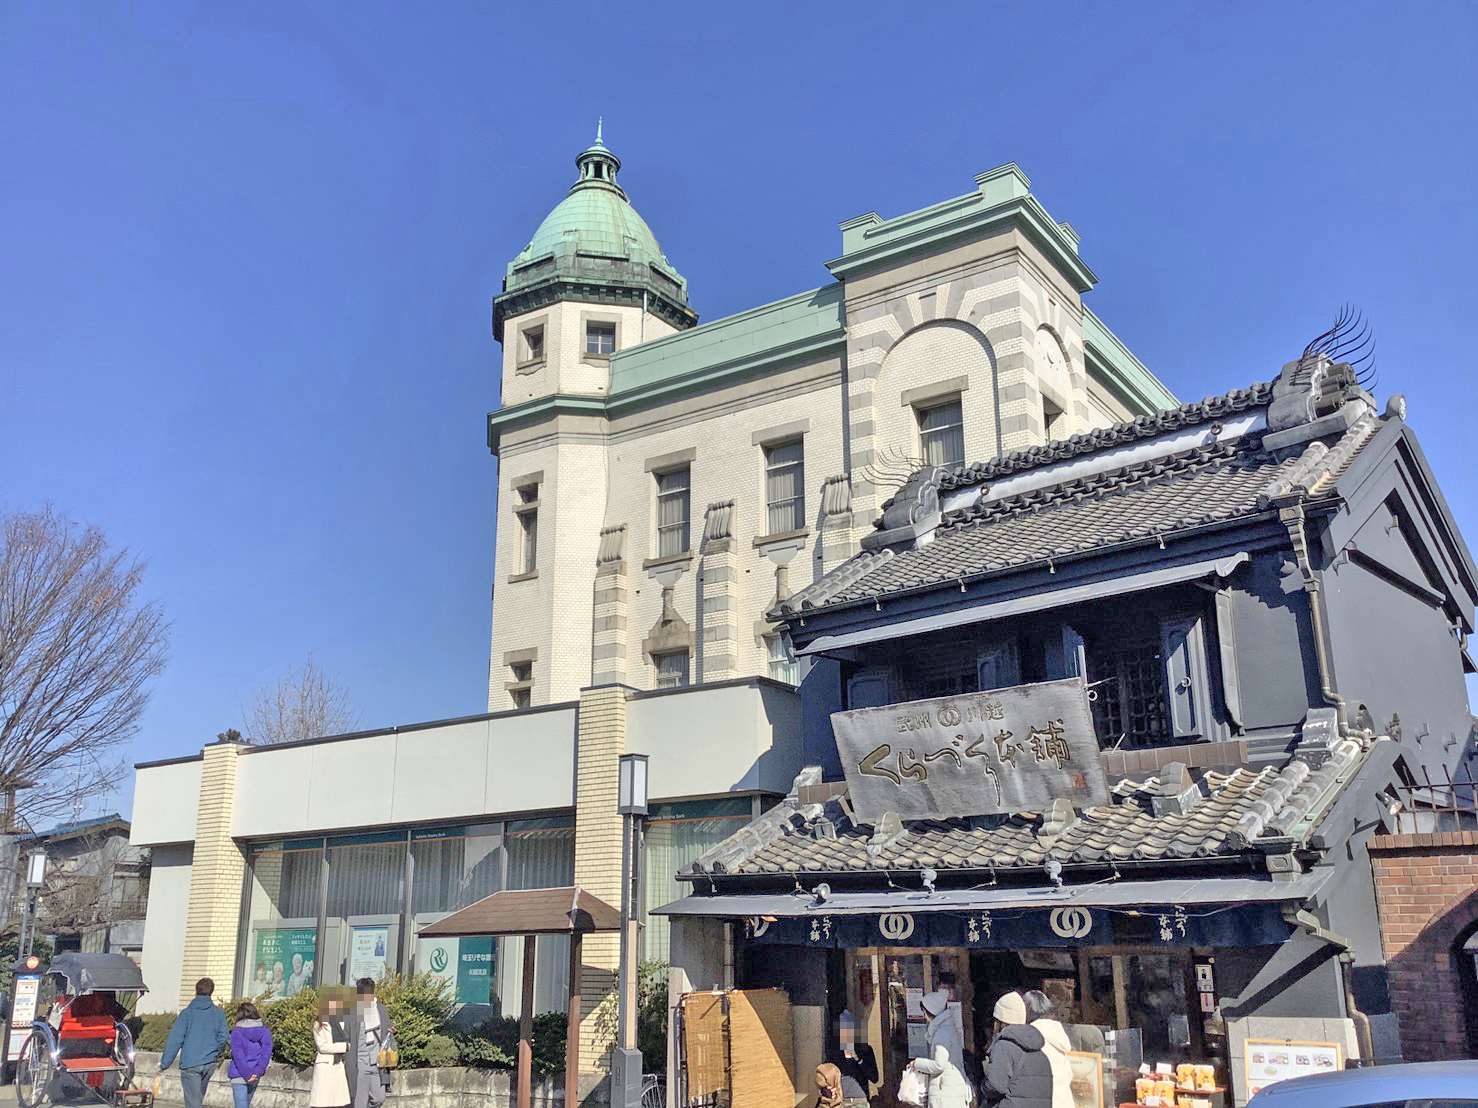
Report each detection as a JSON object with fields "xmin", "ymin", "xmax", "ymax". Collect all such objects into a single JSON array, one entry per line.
[
  {"xmin": 592, "ymin": 526, "xmax": 629, "ymax": 687},
  {"xmin": 694, "ymin": 503, "xmax": 737, "ymax": 682},
  {"xmin": 178, "ymin": 737, "xmax": 246, "ymax": 1005},
  {"xmin": 572, "ymin": 685, "xmax": 631, "ymax": 1076}
]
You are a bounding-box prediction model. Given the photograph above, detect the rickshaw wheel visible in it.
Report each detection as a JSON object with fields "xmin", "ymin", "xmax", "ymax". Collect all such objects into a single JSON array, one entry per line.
[
  {"xmin": 110, "ymin": 1022, "xmax": 137, "ymax": 1095},
  {"xmin": 15, "ymin": 1032, "xmax": 54, "ymax": 1108}
]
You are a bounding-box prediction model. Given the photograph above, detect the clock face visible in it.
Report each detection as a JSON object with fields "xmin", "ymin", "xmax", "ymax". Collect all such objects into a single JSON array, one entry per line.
[{"xmin": 1036, "ymin": 328, "xmax": 1064, "ymax": 374}]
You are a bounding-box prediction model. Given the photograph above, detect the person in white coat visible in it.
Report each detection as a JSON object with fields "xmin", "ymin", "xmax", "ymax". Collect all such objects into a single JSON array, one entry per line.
[
  {"xmin": 911, "ymin": 990, "xmax": 971, "ymax": 1108},
  {"xmin": 310, "ymin": 996, "xmax": 351, "ymax": 1108},
  {"xmin": 1022, "ymin": 990, "xmax": 1072, "ymax": 1108}
]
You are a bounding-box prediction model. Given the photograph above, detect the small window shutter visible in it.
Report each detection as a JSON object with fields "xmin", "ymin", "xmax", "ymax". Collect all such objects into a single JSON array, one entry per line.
[
  {"xmin": 1160, "ymin": 615, "xmax": 1207, "ymax": 739},
  {"xmin": 1213, "ymin": 591, "xmax": 1242, "ymax": 731},
  {"xmin": 847, "ymin": 669, "xmax": 893, "ymax": 710},
  {"xmin": 976, "ymin": 640, "xmax": 1021, "ymax": 692}
]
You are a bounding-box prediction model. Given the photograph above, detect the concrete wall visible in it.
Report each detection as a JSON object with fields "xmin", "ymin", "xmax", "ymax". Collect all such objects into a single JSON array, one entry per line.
[
  {"xmin": 137, "ymin": 843, "xmax": 192, "ymax": 1014},
  {"xmin": 626, "ymin": 680, "xmax": 803, "ymax": 798},
  {"xmin": 221, "ymin": 709, "xmax": 577, "ymax": 839},
  {"xmin": 130, "ymin": 758, "xmax": 201, "ymax": 846}
]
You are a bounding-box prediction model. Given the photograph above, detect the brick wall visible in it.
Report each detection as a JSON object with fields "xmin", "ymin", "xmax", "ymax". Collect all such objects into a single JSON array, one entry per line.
[
  {"xmin": 1369, "ymin": 830, "xmax": 1478, "ymax": 1060},
  {"xmin": 178, "ymin": 739, "xmax": 246, "ymax": 1006}
]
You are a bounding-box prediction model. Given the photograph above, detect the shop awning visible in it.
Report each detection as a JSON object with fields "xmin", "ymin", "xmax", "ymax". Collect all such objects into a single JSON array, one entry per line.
[
  {"xmin": 654, "ymin": 869, "xmax": 1330, "ymax": 919},
  {"xmin": 419, "ymin": 885, "xmax": 620, "ymax": 936},
  {"xmin": 796, "ymin": 552, "xmax": 1250, "ymax": 657}
]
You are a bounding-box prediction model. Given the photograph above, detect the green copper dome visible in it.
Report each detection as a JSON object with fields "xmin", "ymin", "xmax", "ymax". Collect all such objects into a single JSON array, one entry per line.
[{"xmin": 496, "ymin": 128, "xmax": 694, "ymax": 338}]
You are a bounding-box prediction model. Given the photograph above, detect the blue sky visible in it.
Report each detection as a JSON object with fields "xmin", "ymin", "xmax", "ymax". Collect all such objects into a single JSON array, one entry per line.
[{"xmin": 3, "ymin": 2, "xmax": 1475, "ymax": 820}]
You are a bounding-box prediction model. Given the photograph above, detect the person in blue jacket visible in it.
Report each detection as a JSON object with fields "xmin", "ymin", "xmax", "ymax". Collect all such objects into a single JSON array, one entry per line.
[{"xmin": 160, "ymin": 978, "xmax": 230, "ymax": 1108}]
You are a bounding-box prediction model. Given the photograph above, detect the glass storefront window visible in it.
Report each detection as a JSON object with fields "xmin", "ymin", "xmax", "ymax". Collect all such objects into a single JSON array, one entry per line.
[
  {"xmin": 409, "ymin": 824, "xmax": 504, "ymax": 915},
  {"xmin": 642, "ymin": 798, "xmax": 755, "ymax": 963},
  {"xmin": 501, "ymin": 816, "xmax": 575, "ymax": 1016},
  {"xmin": 243, "ymin": 839, "xmax": 324, "ymax": 1001}
]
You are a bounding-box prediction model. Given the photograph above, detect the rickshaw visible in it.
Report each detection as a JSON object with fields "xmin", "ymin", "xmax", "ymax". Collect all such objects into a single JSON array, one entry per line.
[{"xmin": 14, "ymin": 952, "xmax": 149, "ymax": 1108}]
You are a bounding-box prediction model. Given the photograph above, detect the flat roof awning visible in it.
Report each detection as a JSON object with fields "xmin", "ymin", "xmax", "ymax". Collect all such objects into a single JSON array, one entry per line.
[
  {"xmin": 654, "ymin": 870, "xmax": 1330, "ymax": 919},
  {"xmin": 797, "ymin": 552, "xmax": 1249, "ymax": 657},
  {"xmin": 419, "ymin": 886, "xmax": 620, "ymax": 936}
]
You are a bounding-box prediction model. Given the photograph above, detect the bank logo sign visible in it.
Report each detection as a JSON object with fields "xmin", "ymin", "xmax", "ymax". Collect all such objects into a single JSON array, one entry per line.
[
  {"xmin": 428, "ymin": 946, "xmax": 449, "ymax": 973},
  {"xmin": 832, "ymin": 678, "xmax": 1107, "ymax": 822}
]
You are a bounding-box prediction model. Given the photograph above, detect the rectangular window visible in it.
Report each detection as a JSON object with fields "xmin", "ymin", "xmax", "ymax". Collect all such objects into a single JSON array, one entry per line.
[
  {"xmin": 585, "ymin": 322, "xmax": 616, "ymax": 356},
  {"xmin": 655, "ymin": 467, "xmax": 691, "ymax": 557},
  {"xmin": 654, "ymin": 650, "xmax": 690, "ymax": 689},
  {"xmin": 1087, "ymin": 638, "xmax": 1169, "ymax": 748},
  {"xmin": 1043, "ymin": 397, "xmax": 1067, "ymax": 441},
  {"xmin": 918, "ymin": 398, "xmax": 965, "ymax": 469},
  {"xmin": 765, "ymin": 635, "xmax": 798, "ymax": 685},
  {"xmin": 514, "ymin": 485, "xmax": 538, "ymax": 575},
  {"xmin": 508, "ymin": 661, "xmax": 532, "ymax": 710},
  {"xmin": 522, "ymin": 325, "xmax": 545, "ymax": 363},
  {"xmin": 763, "ymin": 439, "xmax": 805, "ymax": 535}
]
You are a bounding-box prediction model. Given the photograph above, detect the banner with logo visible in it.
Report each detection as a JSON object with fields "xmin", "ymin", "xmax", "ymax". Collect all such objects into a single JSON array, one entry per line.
[
  {"xmin": 831, "ymin": 678, "xmax": 1109, "ymax": 823},
  {"xmin": 741, "ymin": 903, "xmax": 1292, "ymax": 949},
  {"xmin": 416, "ymin": 935, "xmax": 495, "ymax": 1005},
  {"xmin": 250, "ymin": 928, "xmax": 317, "ymax": 999}
]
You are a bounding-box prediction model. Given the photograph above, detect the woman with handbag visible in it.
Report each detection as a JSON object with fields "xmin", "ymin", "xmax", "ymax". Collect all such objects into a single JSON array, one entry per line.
[{"xmin": 310, "ymin": 995, "xmax": 351, "ymax": 1108}]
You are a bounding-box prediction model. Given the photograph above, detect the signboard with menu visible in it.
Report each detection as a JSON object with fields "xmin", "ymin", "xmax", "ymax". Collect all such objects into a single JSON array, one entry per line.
[
  {"xmin": 1243, "ymin": 1038, "xmax": 1342, "ymax": 1097},
  {"xmin": 831, "ymin": 678, "xmax": 1108, "ymax": 822},
  {"xmin": 6, "ymin": 972, "xmax": 41, "ymax": 1062}
]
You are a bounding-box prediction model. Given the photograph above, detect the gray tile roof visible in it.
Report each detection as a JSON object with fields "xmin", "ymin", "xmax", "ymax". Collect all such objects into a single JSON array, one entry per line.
[
  {"xmin": 683, "ymin": 735, "xmax": 1371, "ymax": 880},
  {"xmin": 936, "ymin": 382, "xmax": 1276, "ymax": 493},
  {"xmin": 777, "ymin": 414, "xmax": 1381, "ymax": 618}
]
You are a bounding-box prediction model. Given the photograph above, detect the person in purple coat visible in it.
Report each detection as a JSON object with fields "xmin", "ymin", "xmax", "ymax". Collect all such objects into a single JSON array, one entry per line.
[{"xmin": 228, "ymin": 1002, "xmax": 274, "ymax": 1108}]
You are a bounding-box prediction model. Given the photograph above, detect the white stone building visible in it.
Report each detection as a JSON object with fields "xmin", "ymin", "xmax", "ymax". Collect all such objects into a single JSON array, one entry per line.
[{"xmin": 486, "ymin": 134, "xmax": 1174, "ymax": 708}]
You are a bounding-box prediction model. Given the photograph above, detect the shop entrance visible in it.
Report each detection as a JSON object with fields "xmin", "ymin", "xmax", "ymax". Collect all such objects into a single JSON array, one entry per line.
[{"xmin": 838, "ymin": 946, "xmax": 1221, "ymax": 1108}]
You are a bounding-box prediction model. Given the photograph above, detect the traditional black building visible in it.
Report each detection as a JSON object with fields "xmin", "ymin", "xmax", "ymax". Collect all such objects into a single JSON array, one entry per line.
[{"xmin": 659, "ymin": 349, "xmax": 1478, "ymax": 1104}]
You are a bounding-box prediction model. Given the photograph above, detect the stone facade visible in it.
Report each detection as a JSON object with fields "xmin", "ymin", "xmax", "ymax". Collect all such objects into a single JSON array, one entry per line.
[
  {"xmin": 1369, "ymin": 829, "xmax": 1478, "ymax": 1060},
  {"xmin": 487, "ymin": 154, "xmax": 1175, "ymax": 710}
]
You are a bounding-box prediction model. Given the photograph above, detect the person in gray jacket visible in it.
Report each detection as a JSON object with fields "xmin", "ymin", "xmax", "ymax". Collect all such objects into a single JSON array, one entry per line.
[
  {"xmin": 344, "ymin": 979, "xmax": 395, "ymax": 1108},
  {"xmin": 979, "ymin": 992, "xmax": 1053, "ymax": 1108}
]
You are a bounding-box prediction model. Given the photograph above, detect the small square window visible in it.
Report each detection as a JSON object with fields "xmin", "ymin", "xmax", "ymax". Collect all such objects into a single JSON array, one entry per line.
[
  {"xmin": 1043, "ymin": 397, "xmax": 1067, "ymax": 441},
  {"xmin": 918, "ymin": 398, "xmax": 965, "ymax": 469},
  {"xmin": 655, "ymin": 467, "xmax": 691, "ymax": 557},
  {"xmin": 654, "ymin": 650, "xmax": 690, "ymax": 689},
  {"xmin": 586, "ymin": 322, "xmax": 616, "ymax": 356},
  {"xmin": 522, "ymin": 326, "xmax": 545, "ymax": 363}
]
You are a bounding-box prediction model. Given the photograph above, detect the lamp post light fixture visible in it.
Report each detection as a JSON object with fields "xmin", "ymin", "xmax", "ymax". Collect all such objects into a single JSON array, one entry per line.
[
  {"xmin": 613, "ymin": 754, "xmax": 649, "ymax": 1108},
  {"xmin": 20, "ymin": 849, "xmax": 47, "ymax": 957}
]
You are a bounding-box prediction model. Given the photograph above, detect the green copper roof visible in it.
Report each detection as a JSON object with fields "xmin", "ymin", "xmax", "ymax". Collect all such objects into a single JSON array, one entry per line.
[{"xmin": 503, "ymin": 129, "xmax": 688, "ymax": 301}]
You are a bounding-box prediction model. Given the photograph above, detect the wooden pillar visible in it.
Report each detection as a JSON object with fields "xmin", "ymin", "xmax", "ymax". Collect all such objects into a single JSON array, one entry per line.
[
  {"xmin": 566, "ymin": 933, "xmax": 584, "ymax": 1108},
  {"xmin": 520, "ymin": 934, "xmax": 537, "ymax": 1108}
]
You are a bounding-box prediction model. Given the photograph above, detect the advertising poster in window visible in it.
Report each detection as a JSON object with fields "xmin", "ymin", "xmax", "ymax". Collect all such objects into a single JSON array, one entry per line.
[
  {"xmin": 251, "ymin": 928, "xmax": 317, "ymax": 1000},
  {"xmin": 349, "ymin": 925, "xmax": 390, "ymax": 983},
  {"xmin": 1243, "ymin": 1039, "xmax": 1341, "ymax": 1097}
]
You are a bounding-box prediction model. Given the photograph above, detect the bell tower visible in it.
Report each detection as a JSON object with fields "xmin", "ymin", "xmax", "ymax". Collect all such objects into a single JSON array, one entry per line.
[{"xmin": 487, "ymin": 126, "xmax": 697, "ymax": 709}]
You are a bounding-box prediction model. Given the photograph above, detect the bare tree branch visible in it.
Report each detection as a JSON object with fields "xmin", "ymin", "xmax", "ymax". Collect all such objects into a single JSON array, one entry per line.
[
  {"xmin": 0, "ymin": 507, "xmax": 169, "ymax": 830},
  {"xmin": 245, "ymin": 654, "xmax": 357, "ymax": 745}
]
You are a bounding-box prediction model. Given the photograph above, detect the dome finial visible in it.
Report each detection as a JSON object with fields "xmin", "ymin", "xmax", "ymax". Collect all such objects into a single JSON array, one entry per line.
[{"xmin": 596, "ymin": 117, "xmax": 604, "ymax": 147}]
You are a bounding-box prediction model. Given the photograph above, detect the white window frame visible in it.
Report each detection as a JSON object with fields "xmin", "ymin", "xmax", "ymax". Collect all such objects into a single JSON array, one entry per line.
[
  {"xmin": 653, "ymin": 649, "xmax": 690, "ymax": 689},
  {"xmin": 585, "ymin": 321, "xmax": 616, "ymax": 356},
  {"xmin": 765, "ymin": 635, "xmax": 798, "ymax": 686},
  {"xmin": 763, "ymin": 439, "xmax": 805, "ymax": 536},
  {"xmin": 655, "ymin": 467, "xmax": 691, "ymax": 558},
  {"xmin": 521, "ymin": 325, "xmax": 545, "ymax": 364},
  {"xmin": 917, "ymin": 397, "xmax": 965, "ymax": 469},
  {"xmin": 513, "ymin": 484, "xmax": 539, "ymax": 575}
]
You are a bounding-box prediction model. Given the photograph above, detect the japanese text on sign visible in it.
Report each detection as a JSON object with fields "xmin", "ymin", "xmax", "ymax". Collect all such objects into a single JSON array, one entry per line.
[{"xmin": 832, "ymin": 678, "xmax": 1108, "ymax": 822}]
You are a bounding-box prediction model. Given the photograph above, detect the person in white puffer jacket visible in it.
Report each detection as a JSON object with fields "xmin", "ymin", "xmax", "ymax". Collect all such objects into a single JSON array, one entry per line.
[
  {"xmin": 1022, "ymin": 990, "xmax": 1072, "ymax": 1108},
  {"xmin": 911, "ymin": 990, "xmax": 971, "ymax": 1108}
]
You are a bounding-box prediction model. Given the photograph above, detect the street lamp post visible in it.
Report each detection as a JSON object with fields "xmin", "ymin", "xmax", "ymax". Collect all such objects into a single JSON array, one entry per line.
[
  {"xmin": 19, "ymin": 850, "xmax": 46, "ymax": 958},
  {"xmin": 613, "ymin": 754, "xmax": 649, "ymax": 1108}
]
